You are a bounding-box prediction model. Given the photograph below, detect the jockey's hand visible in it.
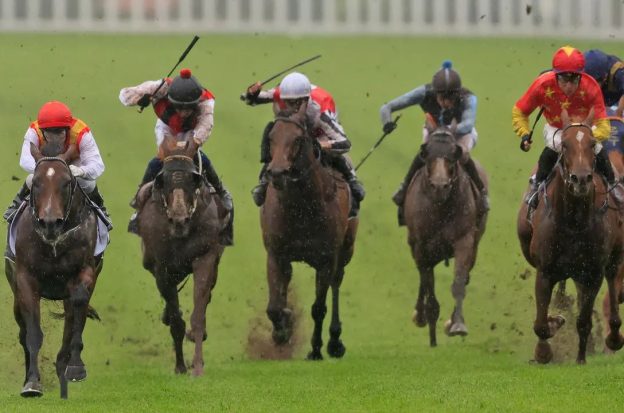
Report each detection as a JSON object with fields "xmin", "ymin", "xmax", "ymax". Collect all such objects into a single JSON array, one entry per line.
[
  {"xmin": 242, "ymin": 82, "xmax": 262, "ymax": 105},
  {"xmin": 520, "ymin": 135, "xmax": 532, "ymax": 152},
  {"xmin": 69, "ymin": 165, "xmax": 85, "ymax": 177},
  {"xmin": 137, "ymin": 93, "xmax": 152, "ymax": 108},
  {"xmin": 383, "ymin": 121, "xmax": 397, "ymax": 134}
]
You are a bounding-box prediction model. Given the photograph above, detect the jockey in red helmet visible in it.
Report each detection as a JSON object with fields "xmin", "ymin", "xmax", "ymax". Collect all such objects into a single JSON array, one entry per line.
[
  {"xmin": 3, "ymin": 101, "xmax": 111, "ymax": 229},
  {"xmin": 379, "ymin": 60, "xmax": 488, "ymax": 226},
  {"xmin": 512, "ymin": 45, "xmax": 616, "ymax": 207},
  {"xmin": 242, "ymin": 71, "xmax": 365, "ymax": 218},
  {"xmin": 119, "ymin": 68, "xmax": 233, "ymax": 242}
]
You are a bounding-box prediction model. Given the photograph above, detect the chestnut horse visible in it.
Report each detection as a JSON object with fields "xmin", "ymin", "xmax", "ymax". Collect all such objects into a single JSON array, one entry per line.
[
  {"xmin": 261, "ymin": 103, "xmax": 358, "ymax": 360},
  {"xmin": 517, "ymin": 112, "xmax": 624, "ymax": 364},
  {"xmin": 404, "ymin": 126, "xmax": 488, "ymax": 347},
  {"xmin": 4, "ymin": 142, "xmax": 102, "ymax": 398},
  {"xmin": 135, "ymin": 136, "xmax": 229, "ymax": 375}
]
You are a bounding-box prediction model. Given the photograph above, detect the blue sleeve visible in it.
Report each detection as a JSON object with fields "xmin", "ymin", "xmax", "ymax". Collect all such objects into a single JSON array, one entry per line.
[
  {"xmin": 456, "ymin": 94, "xmax": 477, "ymax": 135},
  {"xmin": 614, "ymin": 69, "xmax": 624, "ymax": 94},
  {"xmin": 379, "ymin": 85, "xmax": 427, "ymax": 125}
]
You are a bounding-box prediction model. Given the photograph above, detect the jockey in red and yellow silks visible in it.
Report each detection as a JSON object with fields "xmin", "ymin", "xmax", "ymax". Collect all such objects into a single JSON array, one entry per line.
[{"xmin": 512, "ymin": 45, "xmax": 619, "ymax": 207}]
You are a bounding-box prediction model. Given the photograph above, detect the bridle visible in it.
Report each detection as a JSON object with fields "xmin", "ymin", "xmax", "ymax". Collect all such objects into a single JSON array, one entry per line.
[
  {"xmin": 557, "ymin": 123, "xmax": 596, "ymax": 190},
  {"xmin": 424, "ymin": 131, "xmax": 460, "ymax": 185},
  {"xmin": 272, "ymin": 115, "xmax": 321, "ymax": 181},
  {"xmin": 158, "ymin": 154, "xmax": 202, "ymax": 220}
]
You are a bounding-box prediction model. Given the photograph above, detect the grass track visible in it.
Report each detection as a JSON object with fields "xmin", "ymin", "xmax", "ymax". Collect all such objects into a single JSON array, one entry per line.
[{"xmin": 1, "ymin": 34, "xmax": 623, "ymax": 411}]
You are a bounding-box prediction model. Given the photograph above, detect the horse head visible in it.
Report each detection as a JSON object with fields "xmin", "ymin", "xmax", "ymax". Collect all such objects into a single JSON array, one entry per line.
[
  {"xmin": 559, "ymin": 108, "xmax": 596, "ymax": 198},
  {"xmin": 30, "ymin": 142, "xmax": 79, "ymax": 242},
  {"xmin": 155, "ymin": 135, "xmax": 203, "ymax": 237},
  {"xmin": 421, "ymin": 121, "xmax": 463, "ymax": 197},
  {"xmin": 266, "ymin": 101, "xmax": 320, "ymax": 190}
]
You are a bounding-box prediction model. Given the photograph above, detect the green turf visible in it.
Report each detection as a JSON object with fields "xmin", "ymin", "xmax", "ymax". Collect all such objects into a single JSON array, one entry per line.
[{"xmin": 1, "ymin": 34, "xmax": 623, "ymax": 411}]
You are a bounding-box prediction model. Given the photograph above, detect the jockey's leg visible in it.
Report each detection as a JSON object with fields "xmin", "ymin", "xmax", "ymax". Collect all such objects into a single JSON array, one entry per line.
[
  {"xmin": 129, "ymin": 157, "xmax": 163, "ymax": 234},
  {"xmin": 83, "ymin": 182, "xmax": 113, "ymax": 231},
  {"xmin": 330, "ymin": 154, "xmax": 365, "ymax": 218},
  {"xmin": 527, "ymin": 147, "xmax": 559, "ymax": 208},
  {"xmin": 251, "ymin": 121, "xmax": 274, "ymax": 207},
  {"xmin": 197, "ymin": 151, "xmax": 233, "ymax": 211},
  {"xmin": 595, "ymin": 145, "xmax": 624, "ymax": 203},
  {"xmin": 3, "ymin": 182, "xmax": 30, "ymax": 223},
  {"xmin": 392, "ymin": 151, "xmax": 425, "ymax": 206}
]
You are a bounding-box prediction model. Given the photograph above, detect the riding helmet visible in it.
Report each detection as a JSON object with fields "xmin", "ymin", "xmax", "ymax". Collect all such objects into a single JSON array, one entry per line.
[
  {"xmin": 37, "ymin": 101, "xmax": 74, "ymax": 129},
  {"xmin": 552, "ymin": 45, "xmax": 585, "ymax": 74},
  {"xmin": 432, "ymin": 61, "xmax": 461, "ymax": 93},
  {"xmin": 168, "ymin": 68, "xmax": 203, "ymax": 107},
  {"xmin": 280, "ymin": 72, "xmax": 312, "ymax": 99}
]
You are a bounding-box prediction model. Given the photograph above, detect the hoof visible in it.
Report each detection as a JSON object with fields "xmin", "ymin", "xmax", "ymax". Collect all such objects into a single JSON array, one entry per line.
[
  {"xmin": 534, "ymin": 340, "xmax": 553, "ymax": 364},
  {"xmin": 65, "ymin": 365, "xmax": 87, "ymax": 382},
  {"xmin": 21, "ymin": 381, "xmax": 43, "ymax": 397},
  {"xmin": 605, "ymin": 333, "xmax": 624, "ymax": 351},
  {"xmin": 272, "ymin": 328, "xmax": 292, "ymax": 346},
  {"xmin": 185, "ymin": 329, "xmax": 207, "ymax": 343},
  {"xmin": 412, "ymin": 310, "xmax": 427, "ymax": 327},
  {"xmin": 444, "ymin": 319, "xmax": 468, "ymax": 337},
  {"xmin": 576, "ymin": 357, "xmax": 587, "ymax": 365},
  {"xmin": 306, "ymin": 350, "xmax": 323, "ymax": 361},
  {"xmin": 191, "ymin": 366, "xmax": 204, "ymax": 377},
  {"xmin": 175, "ymin": 364, "xmax": 187, "ymax": 375},
  {"xmin": 327, "ymin": 339, "xmax": 346, "ymax": 358}
]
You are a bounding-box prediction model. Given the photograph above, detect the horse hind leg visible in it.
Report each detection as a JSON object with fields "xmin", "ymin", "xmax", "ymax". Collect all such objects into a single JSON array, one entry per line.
[
  {"xmin": 156, "ymin": 274, "xmax": 187, "ymax": 374},
  {"xmin": 604, "ymin": 262, "xmax": 624, "ymax": 352},
  {"xmin": 307, "ymin": 266, "xmax": 331, "ymax": 361},
  {"xmin": 533, "ymin": 271, "xmax": 558, "ymax": 364},
  {"xmin": 575, "ymin": 278, "xmax": 602, "ymax": 364},
  {"xmin": 327, "ymin": 267, "xmax": 346, "ymax": 358},
  {"xmin": 266, "ymin": 255, "xmax": 294, "ymax": 346},
  {"xmin": 413, "ymin": 263, "xmax": 439, "ymax": 347}
]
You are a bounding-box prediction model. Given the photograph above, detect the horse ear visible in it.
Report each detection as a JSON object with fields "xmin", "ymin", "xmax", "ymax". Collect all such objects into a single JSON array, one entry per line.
[
  {"xmin": 295, "ymin": 99, "xmax": 308, "ymax": 121},
  {"xmin": 30, "ymin": 142, "xmax": 43, "ymax": 162},
  {"xmin": 584, "ymin": 107, "xmax": 595, "ymax": 126},
  {"xmin": 449, "ymin": 119, "xmax": 458, "ymax": 135},
  {"xmin": 424, "ymin": 113, "xmax": 437, "ymax": 134},
  {"xmin": 60, "ymin": 144, "xmax": 78, "ymax": 163},
  {"xmin": 420, "ymin": 143, "xmax": 428, "ymax": 158},
  {"xmin": 454, "ymin": 144, "xmax": 463, "ymax": 161},
  {"xmin": 185, "ymin": 138, "xmax": 200, "ymax": 158},
  {"xmin": 561, "ymin": 109, "xmax": 570, "ymax": 127},
  {"xmin": 160, "ymin": 134, "xmax": 177, "ymax": 156}
]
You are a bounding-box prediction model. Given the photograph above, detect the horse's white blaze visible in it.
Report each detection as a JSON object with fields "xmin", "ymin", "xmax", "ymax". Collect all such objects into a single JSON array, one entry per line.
[
  {"xmin": 46, "ymin": 168, "xmax": 55, "ymax": 178},
  {"xmin": 575, "ymin": 130, "xmax": 585, "ymax": 143}
]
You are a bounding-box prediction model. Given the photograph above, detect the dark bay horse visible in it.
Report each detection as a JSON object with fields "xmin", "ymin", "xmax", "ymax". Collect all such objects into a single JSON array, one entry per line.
[
  {"xmin": 261, "ymin": 103, "xmax": 358, "ymax": 360},
  {"xmin": 4, "ymin": 142, "xmax": 102, "ymax": 398},
  {"xmin": 135, "ymin": 136, "xmax": 229, "ymax": 376},
  {"xmin": 517, "ymin": 112, "xmax": 624, "ymax": 364},
  {"xmin": 403, "ymin": 125, "xmax": 488, "ymax": 347}
]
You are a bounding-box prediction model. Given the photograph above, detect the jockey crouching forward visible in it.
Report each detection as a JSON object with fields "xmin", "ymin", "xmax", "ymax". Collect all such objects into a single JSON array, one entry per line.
[
  {"xmin": 119, "ymin": 68, "xmax": 233, "ymax": 239},
  {"xmin": 243, "ymin": 72, "xmax": 365, "ymax": 218},
  {"xmin": 380, "ymin": 61, "xmax": 489, "ymax": 226},
  {"xmin": 3, "ymin": 101, "xmax": 112, "ymax": 230},
  {"xmin": 512, "ymin": 45, "xmax": 619, "ymax": 207}
]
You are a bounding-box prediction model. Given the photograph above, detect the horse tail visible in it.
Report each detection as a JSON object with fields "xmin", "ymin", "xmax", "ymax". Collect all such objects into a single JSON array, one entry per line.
[{"xmin": 49, "ymin": 305, "xmax": 102, "ymax": 322}]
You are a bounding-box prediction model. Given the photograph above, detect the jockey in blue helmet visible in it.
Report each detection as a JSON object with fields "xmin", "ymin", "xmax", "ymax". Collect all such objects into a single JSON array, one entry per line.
[{"xmin": 584, "ymin": 49, "xmax": 624, "ymax": 117}]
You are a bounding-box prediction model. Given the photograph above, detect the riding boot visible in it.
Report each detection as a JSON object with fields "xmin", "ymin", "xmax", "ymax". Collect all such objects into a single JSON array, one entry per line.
[
  {"xmin": 88, "ymin": 185, "xmax": 113, "ymax": 231},
  {"xmin": 252, "ymin": 164, "xmax": 269, "ymax": 207},
  {"xmin": 596, "ymin": 146, "xmax": 624, "ymax": 203},
  {"xmin": 462, "ymin": 157, "xmax": 490, "ymax": 213},
  {"xmin": 200, "ymin": 154, "xmax": 233, "ymax": 212},
  {"xmin": 3, "ymin": 183, "xmax": 29, "ymax": 223},
  {"xmin": 129, "ymin": 157, "xmax": 163, "ymax": 234},
  {"xmin": 394, "ymin": 153, "xmax": 425, "ymax": 226},
  {"xmin": 329, "ymin": 154, "xmax": 365, "ymax": 218},
  {"xmin": 527, "ymin": 147, "xmax": 559, "ymax": 209}
]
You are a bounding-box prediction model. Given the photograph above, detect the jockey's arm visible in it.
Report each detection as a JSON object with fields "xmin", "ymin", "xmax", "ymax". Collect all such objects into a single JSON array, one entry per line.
[
  {"xmin": 119, "ymin": 79, "xmax": 169, "ymax": 106},
  {"xmin": 191, "ymin": 99, "xmax": 215, "ymax": 145},
  {"xmin": 251, "ymin": 88, "xmax": 277, "ymax": 106},
  {"xmin": 318, "ymin": 111, "xmax": 351, "ymax": 154},
  {"xmin": 512, "ymin": 77, "xmax": 544, "ymax": 138},
  {"xmin": 456, "ymin": 94, "xmax": 478, "ymax": 135},
  {"xmin": 379, "ymin": 85, "xmax": 427, "ymax": 125},
  {"xmin": 511, "ymin": 106, "xmax": 531, "ymax": 138},
  {"xmin": 19, "ymin": 127, "xmax": 38, "ymax": 174},
  {"xmin": 77, "ymin": 131, "xmax": 105, "ymax": 180}
]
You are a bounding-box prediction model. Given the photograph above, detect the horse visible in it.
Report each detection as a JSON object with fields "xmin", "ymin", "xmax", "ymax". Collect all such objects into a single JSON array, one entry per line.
[
  {"xmin": 134, "ymin": 135, "xmax": 229, "ymax": 376},
  {"xmin": 517, "ymin": 110, "xmax": 624, "ymax": 364},
  {"xmin": 403, "ymin": 124, "xmax": 488, "ymax": 347},
  {"xmin": 4, "ymin": 141, "xmax": 103, "ymax": 398},
  {"xmin": 260, "ymin": 102, "xmax": 358, "ymax": 360}
]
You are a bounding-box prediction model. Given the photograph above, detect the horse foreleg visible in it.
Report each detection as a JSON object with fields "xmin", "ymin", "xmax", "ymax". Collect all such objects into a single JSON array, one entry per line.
[
  {"xmin": 65, "ymin": 266, "xmax": 96, "ymax": 382},
  {"xmin": 266, "ymin": 253, "xmax": 293, "ymax": 346},
  {"xmin": 307, "ymin": 265, "xmax": 331, "ymax": 361},
  {"xmin": 446, "ymin": 236, "xmax": 475, "ymax": 338},
  {"xmin": 188, "ymin": 250, "xmax": 221, "ymax": 377},
  {"xmin": 15, "ymin": 270, "xmax": 43, "ymax": 397},
  {"xmin": 56, "ymin": 300, "xmax": 73, "ymax": 399},
  {"xmin": 413, "ymin": 262, "xmax": 438, "ymax": 347},
  {"xmin": 327, "ymin": 267, "xmax": 346, "ymax": 358},
  {"xmin": 155, "ymin": 271, "xmax": 186, "ymax": 374},
  {"xmin": 13, "ymin": 295, "xmax": 29, "ymax": 387},
  {"xmin": 533, "ymin": 271, "xmax": 556, "ymax": 364},
  {"xmin": 575, "ymin": 278, "xmax": 602, "ymax": 364}
]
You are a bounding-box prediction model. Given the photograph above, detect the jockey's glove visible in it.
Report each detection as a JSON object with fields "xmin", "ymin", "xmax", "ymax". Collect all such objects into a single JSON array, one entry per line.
[
  {"xmin": 520, "ymin": 134, "xmax": 532, "ymax": 152},
  {"xmin": 137, "ymin": 94, "xmax": 152, "ymax": 109},
  {"xmin": 383, "ymin": 121, "xmax": 397, "ymax": 134},
  {"xmin": 69, "ymin": 165, "xmax": 86, "ymax": 178}
]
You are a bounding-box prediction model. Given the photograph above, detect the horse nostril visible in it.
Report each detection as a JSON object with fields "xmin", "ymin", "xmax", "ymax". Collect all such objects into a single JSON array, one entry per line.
[
  {"xmin": 570, "ymin": 174, "xmax": 578, "ymax": 183},
  {"xmin": 586, "ymin": 173, "xmax": 592, "ymax": 183},
  {"xmin": 55, "ymin": 218, "xmax": 64, "ymax": 227}
]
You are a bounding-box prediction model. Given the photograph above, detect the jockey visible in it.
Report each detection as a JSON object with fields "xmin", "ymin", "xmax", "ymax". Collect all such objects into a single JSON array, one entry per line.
[
  {"xmin": 512, "ymin": 45, "xmax": 615, "ymax": 207},
  {"xmin": 379, "ymin": 60, "xmax": 488, "ymax": 225},
  {"xmin": 119, "ymin": 68, "xmax": 233, "ymax": 235},
  {"xmin": 584, "ymin": 49, "xmax": 624, "ymax": 117},
  {"xmin": 243, "ymin": 72, "xmax": 365, "ymax": 218},
  {"xmin": 603, "ymin": 107, "xmax": 624, "ymax": 155},
  {"xmin": 3, "ymin": 101, "xmax": 112, "ymax": 229}
]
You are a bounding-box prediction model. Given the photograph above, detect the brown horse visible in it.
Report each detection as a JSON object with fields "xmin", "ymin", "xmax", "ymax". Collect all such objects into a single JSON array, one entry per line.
[
  {"xmin": 260, "ymin": 103, "xmax": 358, "ymax": 360},
  {"xmin": 4, "ymin": 142, "xmax": 103, "ymax": 398},
  {"xmin": 135, "ymin": 136, "xmax": 228, "ymax": 375},
  {"xmin": 404, "ymin": 125, "xmax": 488, "ymax": 347},
  {"xmin": 517, "ymin": 112, "xmax": 624, "ymax": 364}
]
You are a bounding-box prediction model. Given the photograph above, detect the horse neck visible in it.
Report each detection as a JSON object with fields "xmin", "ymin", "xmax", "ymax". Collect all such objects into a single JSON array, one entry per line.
[
  {"xmin": 279, "ymin": 154, "xmax": 329, "ymax": 212},
  {"xmin": 551, "ymin": 170, "xmax": 596, "ymax": 229}
]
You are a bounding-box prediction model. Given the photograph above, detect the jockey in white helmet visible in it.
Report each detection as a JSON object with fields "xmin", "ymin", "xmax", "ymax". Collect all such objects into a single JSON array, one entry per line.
[{"xmin": 243, "ymin": 72, "xmax": 365, "ymax": 218}]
